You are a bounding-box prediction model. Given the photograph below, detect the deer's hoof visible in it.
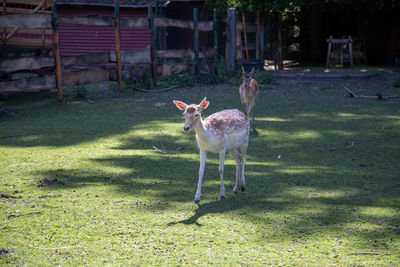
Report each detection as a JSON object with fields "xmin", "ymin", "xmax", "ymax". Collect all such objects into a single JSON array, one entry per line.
[
  {"xmin": 194, "ymin": 199, "xmax": 200, "ymax": 204},
  {"xmin": 241, "ymin": 186, "xmax": 245, "ymax": 192},
  {"xmin": 233, "ymin": 190, "xmax": 238, "ymax": 195},
  {"xmin": 220, "ymin": 195, "xmax": 225, "ymax": 200}
]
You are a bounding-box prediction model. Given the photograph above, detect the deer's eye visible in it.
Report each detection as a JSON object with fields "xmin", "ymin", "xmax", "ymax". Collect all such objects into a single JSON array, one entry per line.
[{"xmin": 195, "ymin": 114, "xmax": 199, "ymax": 117}]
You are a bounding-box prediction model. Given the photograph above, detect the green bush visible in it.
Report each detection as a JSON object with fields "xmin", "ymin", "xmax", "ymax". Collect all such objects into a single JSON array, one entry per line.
[
  {"xmin": 73, "ymin": 86, "xmax": 88, "ymax": 99},
  {"xmin": 392, "ymin": 74, "xmax": 400, "ymax": 87},
  {"xmin": 253, "ymin": 70, "xmax": 274, "ymax": 85}
]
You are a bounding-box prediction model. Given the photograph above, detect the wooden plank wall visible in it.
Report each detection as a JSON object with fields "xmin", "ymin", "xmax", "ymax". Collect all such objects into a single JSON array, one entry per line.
[{"xmin": 0, "ymin": 12, "xmax": 216, "ymax": 94}]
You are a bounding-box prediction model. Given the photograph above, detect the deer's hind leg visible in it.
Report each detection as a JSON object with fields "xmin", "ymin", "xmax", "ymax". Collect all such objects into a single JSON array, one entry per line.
[{"xmin": 231, "ymin": 148, "xmax": 242, "ymax": 194}]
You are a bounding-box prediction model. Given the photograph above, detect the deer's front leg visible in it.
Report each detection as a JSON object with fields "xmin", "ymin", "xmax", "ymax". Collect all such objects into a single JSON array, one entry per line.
[
  {"xmin": 219, "ymin": 148, "xmax": 226, "ymax": 200},
  {"xmin": 240, "ymin": 145, "xmax": 247, "ymax": 192},
  {"xmin": 195, "ymin": 149, "xmax": 207, "ymax": 204}
]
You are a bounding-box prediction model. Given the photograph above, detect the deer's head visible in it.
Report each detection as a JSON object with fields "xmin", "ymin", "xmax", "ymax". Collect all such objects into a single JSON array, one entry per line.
[
  {"xmin": 240, "ymin": 67, "xmax": 255, "ymax": 89},
  {"xmin": 173, "ymin": 97, "xmax": 209, "ymax": 132}
]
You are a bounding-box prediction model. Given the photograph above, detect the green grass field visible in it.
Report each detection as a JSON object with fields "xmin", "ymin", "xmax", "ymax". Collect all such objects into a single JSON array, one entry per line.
[{"xmin": 0, "ymin": 74, "xmax": 399, "ymax": 265}]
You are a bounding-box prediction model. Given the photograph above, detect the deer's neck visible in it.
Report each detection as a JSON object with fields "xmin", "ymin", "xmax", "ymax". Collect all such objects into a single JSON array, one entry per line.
[
  {"xmin": 193, "ymin": 118, "xmax": 206, "ymax": 135},
  {"xmin": 193, "ymin": 118, "xmax": 213, "ymax": 142}
]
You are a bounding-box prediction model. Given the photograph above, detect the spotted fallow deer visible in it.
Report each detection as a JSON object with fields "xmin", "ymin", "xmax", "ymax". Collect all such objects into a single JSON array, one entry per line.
[
  {"xmin": 173, "ymin": 97, "xmax": 250, "ymax": 203},
  {"xmin": 239, "ymin": 67, "xmax": 259, "ymax": 127}
]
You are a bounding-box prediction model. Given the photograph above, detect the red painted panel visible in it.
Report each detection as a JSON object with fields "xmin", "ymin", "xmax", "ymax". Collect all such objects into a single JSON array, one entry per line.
[{"xmin": 58, "ymin": 7, "xmax": 150, "ymax": 56}]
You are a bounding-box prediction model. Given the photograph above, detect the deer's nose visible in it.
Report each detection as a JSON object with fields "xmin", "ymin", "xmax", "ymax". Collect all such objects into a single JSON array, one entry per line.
[{"xmin": 184, "ymin": 127, "xmax": 190, "ymax": 132}]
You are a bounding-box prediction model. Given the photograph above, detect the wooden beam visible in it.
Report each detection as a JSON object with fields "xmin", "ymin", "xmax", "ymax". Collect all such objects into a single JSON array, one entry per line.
[
  {"xmin": 110, "ymin": 46, "xmax": 151, "ymax": 64},
  {"xmin": 58, "ymin": 15, "xmax": 112, "ymax": 27},
  {"xmin": 157, "ymin": 49, "xmax": 190, "ymax": 59},
  {"xmin": 0, "ymin": 14, "xmax": 51, "ymax": 28},
  {"xmin": 154, "ymin": 17, "xmax": 213, "ymax": 31},
  {"xmin": 0, "ymin": 75, "xmax": 55, "ymax": 93},
  {"xmin": 31, "ymin": 0, "xmax": 45, "ymax": 14},
  {"xmin": 2, "ymin": 7, "xmax": 51, "ymax": 14},
  {"xmin": 1, "ymin": 37, "xmax": 52, "ymax": 47},
  {"xmin": 157, "ymin": 48, "xmax": 216, "ymax": 59},
  {"xmin": 119, "ymin": 17, "xmax": 148, "ymax": 28},
  {"xmin": 5, "ymin": 0, "xmax": 45, "ymax": 5},
  {"xmin": 0, "ymin": 56, "xmax": 54, "ymax": 72},
  {"xmin": 62, "ymin": 51, "xmax": 110, "ymax": 66},
  {"xmin": 3, "ymin": 28, "xmax": 52, "ymax": 35},
  {"xmin": 58, "ymin": 15, "xmax": 149, "ymax": 28},
  {"xmin": 63, "ymin": 68, "xmax": 110, "ymax": 87},
  {"xmin": 34, "ymin": 14, "xmax": 213, "ymax": 31}
]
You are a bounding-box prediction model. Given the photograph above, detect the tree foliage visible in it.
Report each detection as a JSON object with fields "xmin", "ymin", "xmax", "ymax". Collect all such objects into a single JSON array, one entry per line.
[{"xmin": 205, "ymin": 0, "xmax": 400, "ymax": 15}]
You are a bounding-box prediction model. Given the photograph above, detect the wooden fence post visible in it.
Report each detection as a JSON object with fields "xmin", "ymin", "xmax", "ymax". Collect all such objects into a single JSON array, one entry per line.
[
  {"xmin": 155, "ymin": 0, "xmax": 159, "ymax": 50},
  {"xmin": 193, "ymin": 8, "xmax": 199, "ymax": 78},
  {"xmin": 114, "ymin": 4, "xmax": 123, "ymax": 91},
  {"xmin": 325, "ymin": 35, "xmax": 332, "ymax": 68},
  {"xmin": 348, "ymin": 36, "xmax": 354, "ymax": 68},
  {"xmin": 148, "ymin": 7, "xmax": 157, "ymax": 88},
  {"xmin": 241, "ymin": 13, "xmax": 249, "ymax": 61},
  {"xmin": 52, "ymin": 3, "xmax": 63, "ymax": 101},
  {"xmin": 257, "ymin": 12, "xmax": 265, "ymax": 63},
  {"xmin": 277, "ymin": 12, "xmax": 283, "ymax": 70},
  {"xmin": 227, "ymin": 8, "xmax": 236, "ymax": 70},
  {"xmin": 213, "ymin": 9, "xmax": 218, "ymax": 57}
]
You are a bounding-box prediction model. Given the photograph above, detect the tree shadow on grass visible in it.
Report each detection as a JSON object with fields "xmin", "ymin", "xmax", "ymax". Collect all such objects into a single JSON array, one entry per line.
[
  {"xmin": 18, "ymin": 82, "xmax": 400, "ymax": 253},
  {"xmin": 167, "ymin": 196, "xmax": 289, "ymax": 227}
]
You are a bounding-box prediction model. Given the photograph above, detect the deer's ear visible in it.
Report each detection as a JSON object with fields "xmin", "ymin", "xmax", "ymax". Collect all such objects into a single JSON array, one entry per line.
[
  {"xmin": 199, "ymin": 97, "xmax": 209, "ymax": 110},
  {"xmin": 251, "ymin": 67, "xmax": 255, "ymax": 74},
  {"xmin": 173, "ymin": 100, "xmax": 187, "ymax": 111}
]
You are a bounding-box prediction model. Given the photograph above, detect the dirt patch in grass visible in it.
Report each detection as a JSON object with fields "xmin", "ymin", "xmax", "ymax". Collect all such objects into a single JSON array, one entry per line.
[
  {"xmin": 0, "ymin": 248, "xmax": 14, "ymax": 257},
  {"xmin": 0, "ymin": 193, "xmax": 19, "ymax": 199},
  {"xmin": 38, "ymin": 178, "xmax": 64, "ymax": 187},
  {"xmin": 38, "ymin": 194, "xmax": 62, "ymax": 198}
]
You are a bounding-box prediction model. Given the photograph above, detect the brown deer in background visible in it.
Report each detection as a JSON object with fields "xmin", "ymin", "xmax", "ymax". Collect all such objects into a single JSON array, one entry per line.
[
  {"xmin": 173, "ymin": 97, "xmax": 250, "ymax": 203},
  {"xmin": 239, "ymin": 67, "xmax": 259, "ymax": 128}
]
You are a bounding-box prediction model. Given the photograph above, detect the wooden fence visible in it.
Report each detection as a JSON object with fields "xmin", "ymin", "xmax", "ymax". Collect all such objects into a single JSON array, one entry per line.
[
  {"xmin": 226, "ymin": 8, "xmax": 264, "ymax": 70},
  {"xmin": 1, "ymin": 0, "xmax": 53, "ymax": 49},
  {"xmin": 0, "ymin": 5, "xmax": 217, "ymax": 99}
]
